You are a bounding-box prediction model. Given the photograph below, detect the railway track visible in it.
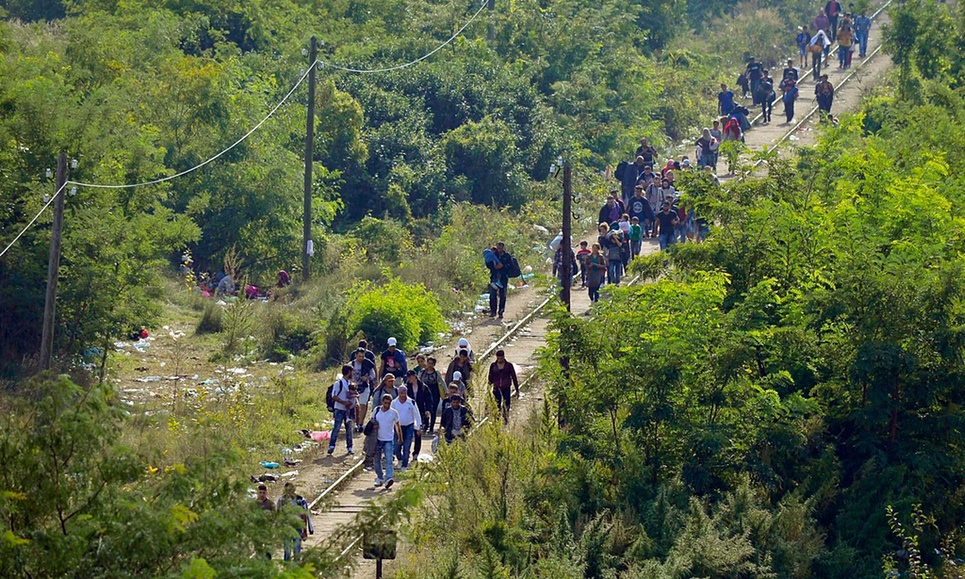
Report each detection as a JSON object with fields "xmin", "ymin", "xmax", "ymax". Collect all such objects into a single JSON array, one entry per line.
[{"xmin": 299, "ymin": 5, "xmax": 895, "ymax": 572}]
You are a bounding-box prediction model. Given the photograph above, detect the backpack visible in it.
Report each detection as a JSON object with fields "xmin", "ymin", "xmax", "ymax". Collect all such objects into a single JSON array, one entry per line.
[
  {"xmin": 326, "ymin": 378, "xmax": 346, "ymax": 413},
  {"xmin": 615, "ymin": 161, "xmax": 628, "ymax": 181},
  {"xmin": 505, "ymin": 255, "xmax": 522, "ymax": 278}
]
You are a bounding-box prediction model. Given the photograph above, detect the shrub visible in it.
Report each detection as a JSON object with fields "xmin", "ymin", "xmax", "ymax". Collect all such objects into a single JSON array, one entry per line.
[
  {"xmin": 196, "ymin": 301, "xmax": 224, "ymax": 334},
  {"xmin": 345, "ymin": 276, "xmax": 447, "ymax": 352}
]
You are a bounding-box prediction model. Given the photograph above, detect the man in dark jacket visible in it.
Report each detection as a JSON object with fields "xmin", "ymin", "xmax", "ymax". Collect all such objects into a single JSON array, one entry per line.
[
  {"xmin": 486, "ymin": 242, "xmax": 513, "ymax": 319},
  {"xmin": 620, "ymin": 156, "xmax": 645, "ymax": 202},
  {"xmin": 380, "ymin": 337, "xmax": 407, "ymax": 379},
  {"xmin": 825, "ymin": 0, "xmax": 843, "ymax": 39},
  {"xmin": 441, "ymin": 394, "xmax": 474, "ymax": 443},
  {"xmin": 404, "ymin": 370, "xmax": 433, "ymax": 460}
]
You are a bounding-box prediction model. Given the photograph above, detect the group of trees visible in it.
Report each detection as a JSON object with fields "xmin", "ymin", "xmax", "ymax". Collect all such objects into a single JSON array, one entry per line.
[{"xmin": 0, "ymin": 0, "xmax": 831, "ymax": 372}]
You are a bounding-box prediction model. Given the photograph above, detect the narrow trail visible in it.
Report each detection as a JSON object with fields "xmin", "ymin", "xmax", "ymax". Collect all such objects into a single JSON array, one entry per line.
[{"xmin": 300, "ymin": 5, "xmax": 897, "ymax": 575}]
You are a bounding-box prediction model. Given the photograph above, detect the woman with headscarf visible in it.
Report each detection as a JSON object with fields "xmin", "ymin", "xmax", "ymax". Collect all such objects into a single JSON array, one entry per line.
[{"xmin": 809, "ymin": 29, "xmax": 832, "ymax": 78}]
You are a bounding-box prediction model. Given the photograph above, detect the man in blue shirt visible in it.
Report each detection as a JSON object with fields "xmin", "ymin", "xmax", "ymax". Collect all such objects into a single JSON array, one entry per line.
[
  {"xmin": 853, "ymin": 11, "xmax": 871, "ymax": 57},
  {"xmin": 718, "ymin": 83, "xmax": 735, "ymax": 116}
]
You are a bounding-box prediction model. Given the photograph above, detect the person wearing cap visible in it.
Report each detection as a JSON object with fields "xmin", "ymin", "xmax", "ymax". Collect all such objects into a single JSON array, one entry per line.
[
  {"xmin": 371, "ymin": 374, "xmax": 399, "ymax": 408},
  {"xmin": 454, "ymin": 338, "xmax": 476, "ymax": 364},
  {"xmin": 405, "ymin": 370, "xmax": 433, "ymax": 459},
  {"xmin": 445, "ymin": 351, "xmax": 473, "ymax": 394},
  {"xmin": 380, "ymin": 337, "xmax": 408, "ymax": 379},
  {"xmin": 372, "ymin": 393, "xmax": 402, "ymax": 488},
  {"xmin": 328, "ymin": 364, "xmax": 355, "ymax": 456},
  {"xmin": 441, "ymin": 393, "xmax": 474, "ymax": 444},
  {"xmin": 488, "ymin": 350, "xmax": 520, "ymax": 424},
  {"xmin": 797, "ymin": 25, "xmax": 811, "ymax": 68},
  {"xmin": 391, "ymin": 385, "xmax": 422, "ymax": 470}
]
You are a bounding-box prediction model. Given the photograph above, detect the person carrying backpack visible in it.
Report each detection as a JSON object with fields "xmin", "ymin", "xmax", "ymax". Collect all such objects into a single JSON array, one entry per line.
[
  {"xmin": 781, "ymin": 78, "xmax": 799, "ymax": 123},
  {"xmin": 796, "ymin": 26, "xmax": 811, "ymax": 68},
  {"xmin": 327, "ymin": 364, "xmax": 355, "ymax": 456},
  {"xmin": 484, "ymin": 242, "xmax": 516, "ymax": 319},
  {"xmin": 757, "ymin": 70, "xmax": 776, "ymax": 124}
]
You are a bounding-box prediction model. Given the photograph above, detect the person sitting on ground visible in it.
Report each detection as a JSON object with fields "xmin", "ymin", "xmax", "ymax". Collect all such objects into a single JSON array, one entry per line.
[
  {"xmin": 277, "ymin": 269, "xmax": 291, "ymax": 288},
  {"xmin": 380, "ymin": 337, "xmax": 407, "ymax": 379},
  {"xmin": 441, "ymin": 394, "xmax": 473, "ymax": 444}
]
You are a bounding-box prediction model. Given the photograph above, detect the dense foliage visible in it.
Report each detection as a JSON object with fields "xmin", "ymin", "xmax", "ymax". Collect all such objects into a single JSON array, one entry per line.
[
  {"xmin": 387, "ymin": 3, "xmax": 965, "ymax": 577},
  {"xmin": 0, "ymin": 0, "xmax": 826, "ymax": 371}
]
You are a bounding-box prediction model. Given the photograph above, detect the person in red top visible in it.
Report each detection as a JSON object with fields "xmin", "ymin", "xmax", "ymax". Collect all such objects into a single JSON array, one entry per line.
[{"xmin": 488, "ymin": 349, "xmax": 520, "ymax": 424}]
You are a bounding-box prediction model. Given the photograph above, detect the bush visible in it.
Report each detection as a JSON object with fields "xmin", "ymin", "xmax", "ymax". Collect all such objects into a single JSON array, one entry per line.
[
  {"xmin": 196, "ymin": 301, "xmax": 224, "ymax": 334},
  {"xmin": 345, "ymin": 276, "xmax": 447, "ymax": 352}
]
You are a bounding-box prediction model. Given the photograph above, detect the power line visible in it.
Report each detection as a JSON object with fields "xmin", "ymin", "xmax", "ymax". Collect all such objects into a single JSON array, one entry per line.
[
  {"xmin": 0, "ymin": 181, "xmax": 68, "ymax": 259},
  {"xmin": 68, "ymin": 63, "xmax": 318, "ymax": 190},
  {"xmin": 317, "ymin": 0, "xmax": 488, "ymax": 74}
]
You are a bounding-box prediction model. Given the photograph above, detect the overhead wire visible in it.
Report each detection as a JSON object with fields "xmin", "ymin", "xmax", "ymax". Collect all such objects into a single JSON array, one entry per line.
[
  {"xmin": 67, "ymin": 63, "xmax": 317, "ymax": 190},
  {"xmin": 2, "ymin": 1, "xmax": 488, "ymax": 254},
  {"xmin": 316, "ymin": 0, "xmax": 488, "ymax": 74},
  {"xmin": 0, "ymin": 181, "xmax": 69, "ymax": 259}
]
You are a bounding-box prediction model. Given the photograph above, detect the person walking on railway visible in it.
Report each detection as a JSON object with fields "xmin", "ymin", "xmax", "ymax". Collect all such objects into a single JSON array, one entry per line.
[
  {"xmin": 390, "ymin": 385, "xmax": 421, "ymax": 471},
  {"xmin": 327, "ymin": 364, "xmax": 355, "ymax": 456},
  {"xmin": 814, "ymin": 8, "xmax": 830, "ymax": 40},
  {"xmin": 576, "ymin": 241, "xmax": 591, "ymax": 285},
  {"xmin": 745, "ymin": 58, "xmax": 764, "ymax": 105},
  {"xmin": 757, "ymin": 70, "xmax": 776, "ymax": 124},
  {"xmin": 454, "ymin": 337, "xmax": 476, "ymax": 364},
  {"xmin": 421, "ymin": 356, "xmax": 443, "ymax": 433},
  {"xmin": 441, "ymin": 394, "xmax": 473, "ymax": 444},
  {"xmin": 854, "ymin": 9, "xmax": 871, "ymax": 58},
  {"xmin": 781, "ymin": 77, "xmax": 799, "ymax": 123},
  {"xmin": 810, "ymin": 29, "xmax": 832, "ymax": 78},
  {"xmin": 718, "ymin": 83, "xmax": 736, "ymax": 116},
  {"xmin": 826, "ymin": 0, "xmax": 843, "ymax": 39},
  {"xmin": 276, "ymin": 482, "xmax": 313, "ymax": 561},
  {"xmin": 837, "ymin": 24, "xmax": 853, "ymax": 69},
  {"xmin": 371, "ymin": 373, "xmax": 399, "ymax": 407},
  {"xmin": 695, "ymin": 128, "xmax": 715, "ymax": 170},
  {"xmin": 628, "ymin": 185, "xmax": 652, "ymax": 241},
  {"xmin": 405, "ymin": 370, "xmax": 432, "ymax": 461},
  {"xmin": 816, "ymin": 74, "xmax": 835, "ymax": 116},
  {"xmin": 655, "ymin": 202, "xmax": 679, "ymax": 251},
  {"xmin": 620, "ymin": 155, "xmax": 646, "ymax": 202},
  {"xmin": 636, "ymin": 138, "xmax": 658, "ymax": 168},
  {"xmin": 488, "ymin": 349, "xmax": 520, "ymax": 424},
  {"xmin": 797, "ymin": 26, "xmax": 811, "ymax": 68},
  {"xmin": 783, "ymin": 59, "xmax": 799, "ymax": 82},
  {"xmin": 585, "ymin": 243, "xmax": 607, "ymax": 304},
  {"xmin": 446, "ymin": 349, "xmax": 473, "ymax": 391},
  {"xmin": 373, "ymin": 393, "xmax": 402, "ymax": 488},
  {"xmin": 553, "ymin": 243, "xmax": 577, "ymax": 290},
  {"xmin": 352, "ymin": 348, "xmax": 376, "ymax": 430},
  {"xmin": 380, "ymin": 337, "xmax": 407, "ymax": 379},
  {"xmin": 487, "ymin": 242, "xmax": 518, "ymax": 320}
]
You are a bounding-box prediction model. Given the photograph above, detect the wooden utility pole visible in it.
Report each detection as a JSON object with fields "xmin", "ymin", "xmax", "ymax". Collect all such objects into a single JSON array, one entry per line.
[
  {"xmin": 39, "ymin": 152, "xmax": 67, "ymax": 371},
  {"xmin": 487, "ymin": 0, "xmax": 495, "ymax": 41},
  {"xmin": 302, "ymin": 36, "xmax": 318, "ymax": 283},
  {"xmin": 558, "ymin": 161, "xmax": 572, "ymax": 428},
  {"xmin": 560, "ymin": 162, "xmax": 572, "ymax": 311}
]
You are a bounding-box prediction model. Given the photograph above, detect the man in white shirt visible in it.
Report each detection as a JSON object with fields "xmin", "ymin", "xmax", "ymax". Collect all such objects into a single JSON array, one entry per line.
[
  {"xmin": 373, "ymin": 393, "xmax": 402, "ymax": 488},
  {"xmin": 391, "ymin": 385, "xmax": 422, "ymax": 470}
]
